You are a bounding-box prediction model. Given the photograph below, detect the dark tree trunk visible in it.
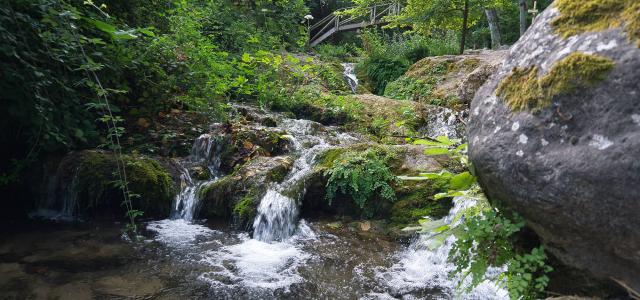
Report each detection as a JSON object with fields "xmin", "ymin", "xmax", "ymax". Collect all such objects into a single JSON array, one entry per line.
[
  {"xmin": 519, "ymin": 0, "xmax": 528, "ymax": 36},
  {"xmin": 460, "ymin": 0, "xmax": 469, "ymax": 54},
  {"xmin": 485, "ymin": 8, "xmax": 501, "ymax": 49}
]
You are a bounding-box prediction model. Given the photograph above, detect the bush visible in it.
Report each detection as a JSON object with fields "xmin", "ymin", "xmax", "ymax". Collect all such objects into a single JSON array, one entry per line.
[
  {"xmin": 315, "ymin": 43, "xmax": 361, "ymax": 61},
  {"xmin": 360, "ymin": 56, "xmax": 411, "ymax": 95},
  {"xmin": 358, "ymin": 30, "xmax": 458, "ymax": 95}
]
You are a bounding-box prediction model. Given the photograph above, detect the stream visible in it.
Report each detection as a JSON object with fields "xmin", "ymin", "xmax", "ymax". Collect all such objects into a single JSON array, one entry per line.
[{"xmin": 1, "ymin": 69, "xmax": 506, "ymax": 299}]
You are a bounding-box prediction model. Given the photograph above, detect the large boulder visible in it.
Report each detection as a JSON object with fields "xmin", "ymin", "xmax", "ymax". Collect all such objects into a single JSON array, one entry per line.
[{"xmin": 468, "ymin": 1, "xmax": 640, "ymax": 294}]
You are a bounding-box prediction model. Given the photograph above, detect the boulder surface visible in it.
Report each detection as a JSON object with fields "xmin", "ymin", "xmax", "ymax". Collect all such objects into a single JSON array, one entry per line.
[{"xmin": 468, "ymin": 1, "xmax": 640, "ymax": 294}]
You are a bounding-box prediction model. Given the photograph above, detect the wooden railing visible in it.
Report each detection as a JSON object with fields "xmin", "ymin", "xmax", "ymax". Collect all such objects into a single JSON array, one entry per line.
[{"xmin": 309, "ymin": 3, "xmax": 402, "ymax": 47}]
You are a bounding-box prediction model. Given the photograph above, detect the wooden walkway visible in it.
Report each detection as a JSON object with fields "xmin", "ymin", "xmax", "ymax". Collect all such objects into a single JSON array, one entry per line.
[{"xmin": 309, "ymin": 3, "xmax": 402, "ymax": 47}]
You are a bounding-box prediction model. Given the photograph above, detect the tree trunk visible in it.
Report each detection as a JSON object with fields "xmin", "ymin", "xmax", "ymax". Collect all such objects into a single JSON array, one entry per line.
[
  {"xmin": 519, "ymin": 0, "xmax": 528, "ymax": 36},
  {"xmin": 485, "ymin": 8, "xmax": 501, "ymax": 49},
  {"xmin": 460, "ymin": 0, "xmax": 469, "ymax": 54}
]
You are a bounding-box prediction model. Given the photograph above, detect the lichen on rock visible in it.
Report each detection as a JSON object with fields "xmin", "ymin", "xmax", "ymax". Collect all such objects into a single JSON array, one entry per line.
[
  {"xmin": 552, "ymin": 0, "xmax": 640, "ymax": 47},
  {"xmin": 497, "ymin": 53, "xmax": 615, "ymax": 111}
]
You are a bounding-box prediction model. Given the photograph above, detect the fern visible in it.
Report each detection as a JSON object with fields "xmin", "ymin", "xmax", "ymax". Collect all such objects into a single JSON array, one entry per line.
[{"xmin": 324, "ymin": 149, "xmax": 399, "ymax": 217}]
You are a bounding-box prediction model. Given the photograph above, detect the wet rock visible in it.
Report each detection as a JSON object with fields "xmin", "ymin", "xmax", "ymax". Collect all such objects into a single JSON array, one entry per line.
[
  {"xmin": 49, "ymin": 282, "xmax": 93, "ymax": 300},
  {"xmin": 94, "ymin": 275, "xmax": 164, "ymax": 298},
  {"xmin": 414, "ymin": 105, "xmax": 466, "ymax": 140},
  {"xmin": 199, "ymin": 156, "xmax": 295, "ymax": 228},
  {"xmin": 208, "ymin": 121, "xmax": 294, "ymax": 173},
  {"xmin": 37, "ymin": 150, "xmax": 177, "ymax": 219},
  {"xmin": 469, "ymin": 2, "xmax": 640, "ymax": 294}
]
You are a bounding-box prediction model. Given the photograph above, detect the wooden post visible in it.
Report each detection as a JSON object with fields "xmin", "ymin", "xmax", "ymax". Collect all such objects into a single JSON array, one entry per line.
[{"xmin": 371, "ymin": 6, "xmax": 376, "ymax": 24}]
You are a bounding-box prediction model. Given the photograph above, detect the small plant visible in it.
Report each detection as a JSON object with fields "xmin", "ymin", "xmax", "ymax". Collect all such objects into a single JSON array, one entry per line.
[{"xmin": 324, "ymin": 149, "xmax": 399, "ymax": 217}]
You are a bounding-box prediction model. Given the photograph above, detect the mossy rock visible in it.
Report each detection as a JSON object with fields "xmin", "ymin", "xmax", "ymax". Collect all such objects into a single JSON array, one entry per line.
[
  {"xmin": 552, "ymin": 0, "xmax": 640, "ymax": 48},
  {"xmin": 390, "ymin": 180, "xmax": 453, "ymax": 229},
  {"xmin": 54, "ymin": 150, "xmax": 176, "ymax": 219},
  {"xmin": 387, "ymin": 51, "xmax": 506, "ymax": 109},
  {"xmin": 210, "ymin": 122, "xmax": 293, "ymax": 173},
  {"xmin": 303, "ymin": 145, "xmax": 448, "ymax": 222},
  {"xmin": 497, "ymin": 53, "xmax": 615, "ymax": 111},
  {"xmin": 199, "ymin": 156, "xmax": 294, "ymax": 228}
]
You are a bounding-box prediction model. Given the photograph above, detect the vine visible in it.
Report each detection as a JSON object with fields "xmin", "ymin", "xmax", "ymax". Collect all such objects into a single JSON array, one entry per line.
[{"xmin": 66, "ymin": 1, "xmax": 143, "ymax": 232}]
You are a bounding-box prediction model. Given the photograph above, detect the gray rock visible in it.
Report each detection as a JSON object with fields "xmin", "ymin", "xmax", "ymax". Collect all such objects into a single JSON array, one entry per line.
[{"xmin": 468, "ymin": 4, "xmax": 640, "ymax": 294}]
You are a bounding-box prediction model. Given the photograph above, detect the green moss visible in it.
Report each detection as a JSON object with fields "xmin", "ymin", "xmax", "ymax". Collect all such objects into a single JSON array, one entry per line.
[
  {"xmin": 315, "ymin": 148, "xmax": 348, "ymax": 170},
  {"xmin": 390, "ymin": 183, "xmax": 452, "ymax": 227},
  {"xmin": 266, "ymin": 163, "xmax": 289, "ymax": 183},
  {"xmin": 552, "ymin": 0, "xmax": 640, "ymax": 47},
  {"xmin": 496, "ymin": 66, "xmax": 546, "ymax": 111},
  {"xmin": 233, "ymin": 189, "xmax": 258, "ymax": 220},
  {"xmin": 497, "ymin": 53, "xmax": 615, "ymax": 111},
  {"xmin": 75, "ymin": 151, "xmax": 175, "ymax": 217}
]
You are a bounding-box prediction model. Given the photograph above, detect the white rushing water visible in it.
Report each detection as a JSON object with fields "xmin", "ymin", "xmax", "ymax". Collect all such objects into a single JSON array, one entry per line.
[
  {"xmin": 342, "ymin": 63, "xmax": 359, "ymax": 94},
  {"xmin": 149, "ymin": 111, "xmax": 359, "ymax": 296},
  {"xmin": 252, "ymin": 118, "xmax": 345, "ymax": 242},
  {"xmin": 374, "ymin": 196, "xmax": 509, "ymax": 299},
  {"xmin": 171, "ymin": 133, "xmax": 223, "ymax": 221}
]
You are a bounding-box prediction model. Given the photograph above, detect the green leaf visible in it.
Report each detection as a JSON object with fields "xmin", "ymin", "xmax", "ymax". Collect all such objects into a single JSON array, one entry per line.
[
  {"xmin": 449, "ymin": 172, "xmax": 475, "ymax": 190},
  {"xmin": 424, "ymin": 147, "xmax": 450, "ymax": 156},
  {"xmin": 414, "ymin": 139, "xmax": 444, "ymax": 146},
  {"xmin": 85, "ymin": 18, "xmax": 117, "ymax": 34}
]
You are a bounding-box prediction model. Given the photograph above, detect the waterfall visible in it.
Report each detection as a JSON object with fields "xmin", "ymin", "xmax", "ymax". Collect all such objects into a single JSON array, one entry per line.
[
  {"xmin": 30, "ymin": 161, "xmax": 80, "ymax": 221},
  {"xmin": 171, "ymin": 133, "xmax": 222, "ymax": 221},
  {"xmin": 342, "ymin": 63, "xmax": 358, "ymax": 94},
  {"xmin": 252, "ymin": 118, "xmax": 353, "ymax": 242},
  {"xmin": 375, "ymin": 196, "xmax": 509, "ymax": 299}
]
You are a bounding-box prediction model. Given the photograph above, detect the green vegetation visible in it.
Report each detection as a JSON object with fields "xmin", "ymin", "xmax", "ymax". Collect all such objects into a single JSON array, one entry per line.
[
  {"xmin": 357, "ymin": 31, "xmax": 459, "ymax": 95},
  {"xmin": 324, "ymin": 148, "xmax": 399, "ymax": 217},
  {"xmin": 552, "ymin": 0, "xmax": 640, "ymax": 47},
  {"xmin": 400, "ymin": 135, "xmax": 552, "ymax": 299},
  {"xmin": 497, "ymin": 53, "xmax": 615, "ymax": 111}
]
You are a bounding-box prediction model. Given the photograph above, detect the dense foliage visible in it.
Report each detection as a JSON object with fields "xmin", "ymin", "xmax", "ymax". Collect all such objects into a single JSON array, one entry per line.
[
  {"xmin": 325, "ymin": 149, "xmax": 399, "ymax": 217},
  {"xmin": 357, "ymin": 30, "xmax": 458, "ymax": 95},
  {"xmin": 0, "ymin": 0, "xmax": 310, "ymax": 217}
]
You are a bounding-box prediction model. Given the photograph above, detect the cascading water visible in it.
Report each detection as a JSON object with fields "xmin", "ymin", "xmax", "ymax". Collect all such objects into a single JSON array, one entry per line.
[
  {"xmin": 252, "ymin": 118, "xmax": 347, "ymax": 242},
  {"xmin": 342, "ymin": 63, "xmax": 359, "ymax": 94},
  {"xmin": 171, "ymin": 133, "xmax": 223, "ymax": 221},
  {"xmin": 30, "ymin": 161, "xmax": 80, "ymax": 221},
  {"xmin": 373, "ymin": 196, "xmax": 509, "ymax": 299}
]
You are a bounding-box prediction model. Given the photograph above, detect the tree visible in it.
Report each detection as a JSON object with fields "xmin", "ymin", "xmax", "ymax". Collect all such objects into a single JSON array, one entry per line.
[
  {"xmin": 519, "ymin": 0, "xmax": 527, "ymax": 36},
  {"xmin": 387, "ymin": 0, "xmax": 509, "ymax": 53},
  {"xmin": 485, "ymin": 8, "xmax": 501, "ymax": 49}
]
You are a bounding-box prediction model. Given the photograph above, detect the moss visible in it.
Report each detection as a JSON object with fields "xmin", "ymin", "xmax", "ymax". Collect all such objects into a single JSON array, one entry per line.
[
  {"xmin": 497, "ymin": 53, "xmax": 615, "ymax": 111},
  {"xmin": 390, "ymin": 182, "xmax": 452, "ymax": 227},
  {"xmin": 233, "ymin": 189, "xmax": 258, "ymax": 221},
  {"xmin": 266, "ymin": 163, "xmax": 289, "ymax": 183},
  {"xmin": 496, "ymin": 66, "xmax": 546, "ymax": 111},
  {"xmin": 198, "ymin": 175, "xmax": 235, "ymax": 217},
  {"xmin": 74, "ymin": 151, "xmax": 175, "ymax": 217},
  {"xmin": 552, "ymin": 0, "xmax": 640, "ymax": 47},
  {"xmin": 315, "ymin": 148, "xmax": 348, "ymax": 170}
]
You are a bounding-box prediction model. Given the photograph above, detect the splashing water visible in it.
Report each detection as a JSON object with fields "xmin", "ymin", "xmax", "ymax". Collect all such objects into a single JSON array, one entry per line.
[
  {"xmin": 374, "ymin": 196, "xmax": 509, "ymax": 299},
  {"xmin": 342, "ymin": 63, "xmax": 359, "ymax": 94},
  {"xmin": 251, "ymin": 118, "xmax": 355, "ymax": 242},
  {"xmin": 171, "ymin": 133, "xmax": 224, "ymax": 221}
]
